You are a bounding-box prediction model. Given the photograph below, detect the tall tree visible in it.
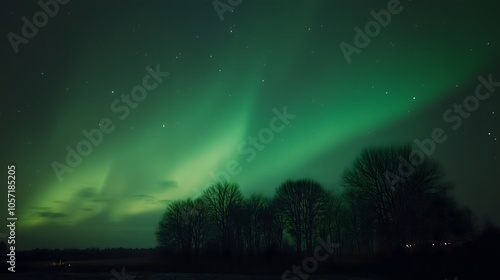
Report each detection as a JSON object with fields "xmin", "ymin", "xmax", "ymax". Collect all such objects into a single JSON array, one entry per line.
[
  {"xmin": 202, "ymin": 180, "xmax": 244, "ymax": 254},
  {"xmin": 156, "ymin": 198, "xmax": 208, "ymax": 255},
  {"xmin": 318, "ymin": 192, "xmax": 345, "ymax": 255},
  {"xmin": 242, "ymin": 194, "xmax": 267, "ymax": 255},
  {"xmin": 275, "ymin": 179, "xmax": 329, "ymax": 254},
  {"xmin": 260, "ymin": 197, "xmax": 284, "ymax": 254},
  {"xmin": 342, "ymin": 144, "xmax": 451, "ymax": 251}
]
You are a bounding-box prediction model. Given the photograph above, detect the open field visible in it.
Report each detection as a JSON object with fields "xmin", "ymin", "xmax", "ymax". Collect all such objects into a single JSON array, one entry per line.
[{"xmin": 0, "ymin": 272, "xmax": 380, "ymax": 280}]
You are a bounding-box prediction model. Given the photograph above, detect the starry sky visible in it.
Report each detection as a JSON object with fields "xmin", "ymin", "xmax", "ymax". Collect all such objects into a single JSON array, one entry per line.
[{"xmin": 0, "ymin": 0, "xmax": 499, "ymax": 249}]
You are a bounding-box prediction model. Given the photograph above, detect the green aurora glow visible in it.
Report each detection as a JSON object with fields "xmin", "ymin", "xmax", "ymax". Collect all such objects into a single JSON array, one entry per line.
[{"xmin": 1, "ymin": 0, "xmax": 499, "ymax": 249}]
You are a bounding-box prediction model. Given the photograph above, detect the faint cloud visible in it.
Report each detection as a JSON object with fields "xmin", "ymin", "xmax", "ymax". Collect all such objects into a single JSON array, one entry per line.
[
  {"xmin": 129, "ymin": 194, "xmax": 154, "ymax": 199},
  {"xmin": 129, "ymin": 194, "xmax": 155, "ymax": 200},
  {"xmin": 128, "ymin": 194, "xmax": 167, "ymax": 205},
  {"xmin": 39, "ymin": 212, "xmax": 66, "ymax": 218},
  {"xmin": 91, "ymin": 199, "xmax": 111, "ymax": 203},
  {"xmin": 53, "ymin": 200, "xmax": 68, "ymax": 204},
  {"xmin": 29, "ymin": 206, "xmax": 52, "ymax": 211},
  {"xmin": 78, "ymin": 187, "xmax": 97, "ymax": 198},
  {"xmin": 159, "ymin": 180, "xmax": 177, "ymax": 190}
]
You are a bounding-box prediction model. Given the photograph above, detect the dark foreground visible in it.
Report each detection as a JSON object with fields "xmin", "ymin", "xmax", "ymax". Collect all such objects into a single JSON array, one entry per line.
[
  {"xmin": 2, "ymin": 229, "xmax": 499, "ymax": 280},
  {"xmin": 0, "ymin": 272, "xmax": 384, "ymax": 280}
]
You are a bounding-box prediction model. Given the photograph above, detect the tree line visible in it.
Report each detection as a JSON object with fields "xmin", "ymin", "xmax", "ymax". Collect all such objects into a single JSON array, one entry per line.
[{"xmin": 156, "ymin": 144, "xmax": 477, "ymax": 257}]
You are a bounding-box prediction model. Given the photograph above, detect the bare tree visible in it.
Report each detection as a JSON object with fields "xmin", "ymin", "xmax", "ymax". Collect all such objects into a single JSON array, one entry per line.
[
  {"xmin": 275, "ymin": 179, "xmax": 329, "ymax": 254},
  {"xmin": 420, "ymin": 194, "xmax": 477, "ymax": 244},
  {"xmin": 156, "ymin": 198, "xmax": 208, "ymax": 255},
  {"xmin": 318, "ymin": 192, "xmax": 345, "ymax": 255},
  {"xmin": 342, "ymin": 144, "xmax": 450, "ymax": 252},
  {"xmin": 343, "ymin": 189, "xmax": 376, "ymax": 254},
  {"xmin": 202, "ymin": 180, "xmax": 244, "ymax": 254},
  {"xmin": 260, "ymin": 197, "xmax": 284, "ymax": 254},
  {"xmin": 242, "ymin": 194, "xmax": 267, "ymax": 255}
]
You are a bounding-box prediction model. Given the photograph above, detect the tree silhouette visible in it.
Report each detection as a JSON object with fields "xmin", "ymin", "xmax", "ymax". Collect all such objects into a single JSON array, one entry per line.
[
  {"xmin": 421, "ymin": 194, "xmax": 477, "ymax": 243},
  {"xmin": 155, "ymin": 197, "xmax": 208, "ymax": 255},
  {"xmin": 342, "ymin": 144, "xmax": 451, "ymax": 251},
  {"xmin": 259, "ymin": 197, "xmax": 284, "ymax": 254},
  {"xmin": 275, "ymin": 178, "xmax": 329, "ymax": 254},
  {"xmin": 343, "ymin": 189, "xmax": 376, "ymax": 254},
  {"xmin": 239, "ymin": 194, "xmax": 267, "ymax": 255},
  {"xmin": 154, "ymin": 145, "xmax": 480, "ymax": 265},
  {"xmin": 318, "ymin": 192, "xmax": 346, "ymax": 255},
  {"xmin": 202, "ymin": 180, "xmax": 244, "ymax": 254}
]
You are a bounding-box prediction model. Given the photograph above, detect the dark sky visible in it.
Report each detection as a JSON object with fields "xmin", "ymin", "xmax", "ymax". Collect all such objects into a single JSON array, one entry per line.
[{"xmin": 0, "ymin": 0, "xmax": 499, "ymax": 249}]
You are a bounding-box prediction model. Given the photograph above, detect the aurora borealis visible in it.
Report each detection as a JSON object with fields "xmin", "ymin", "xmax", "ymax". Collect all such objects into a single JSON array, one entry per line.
[{"xmin": 1, "ymin": 0, "xmax": 499, "ymax": 250}]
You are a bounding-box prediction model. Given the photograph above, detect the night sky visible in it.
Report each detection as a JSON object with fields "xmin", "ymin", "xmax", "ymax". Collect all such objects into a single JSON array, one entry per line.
[{"xmin": 1, "ymin": 0, "xmax": 499, "ymax": 249}]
